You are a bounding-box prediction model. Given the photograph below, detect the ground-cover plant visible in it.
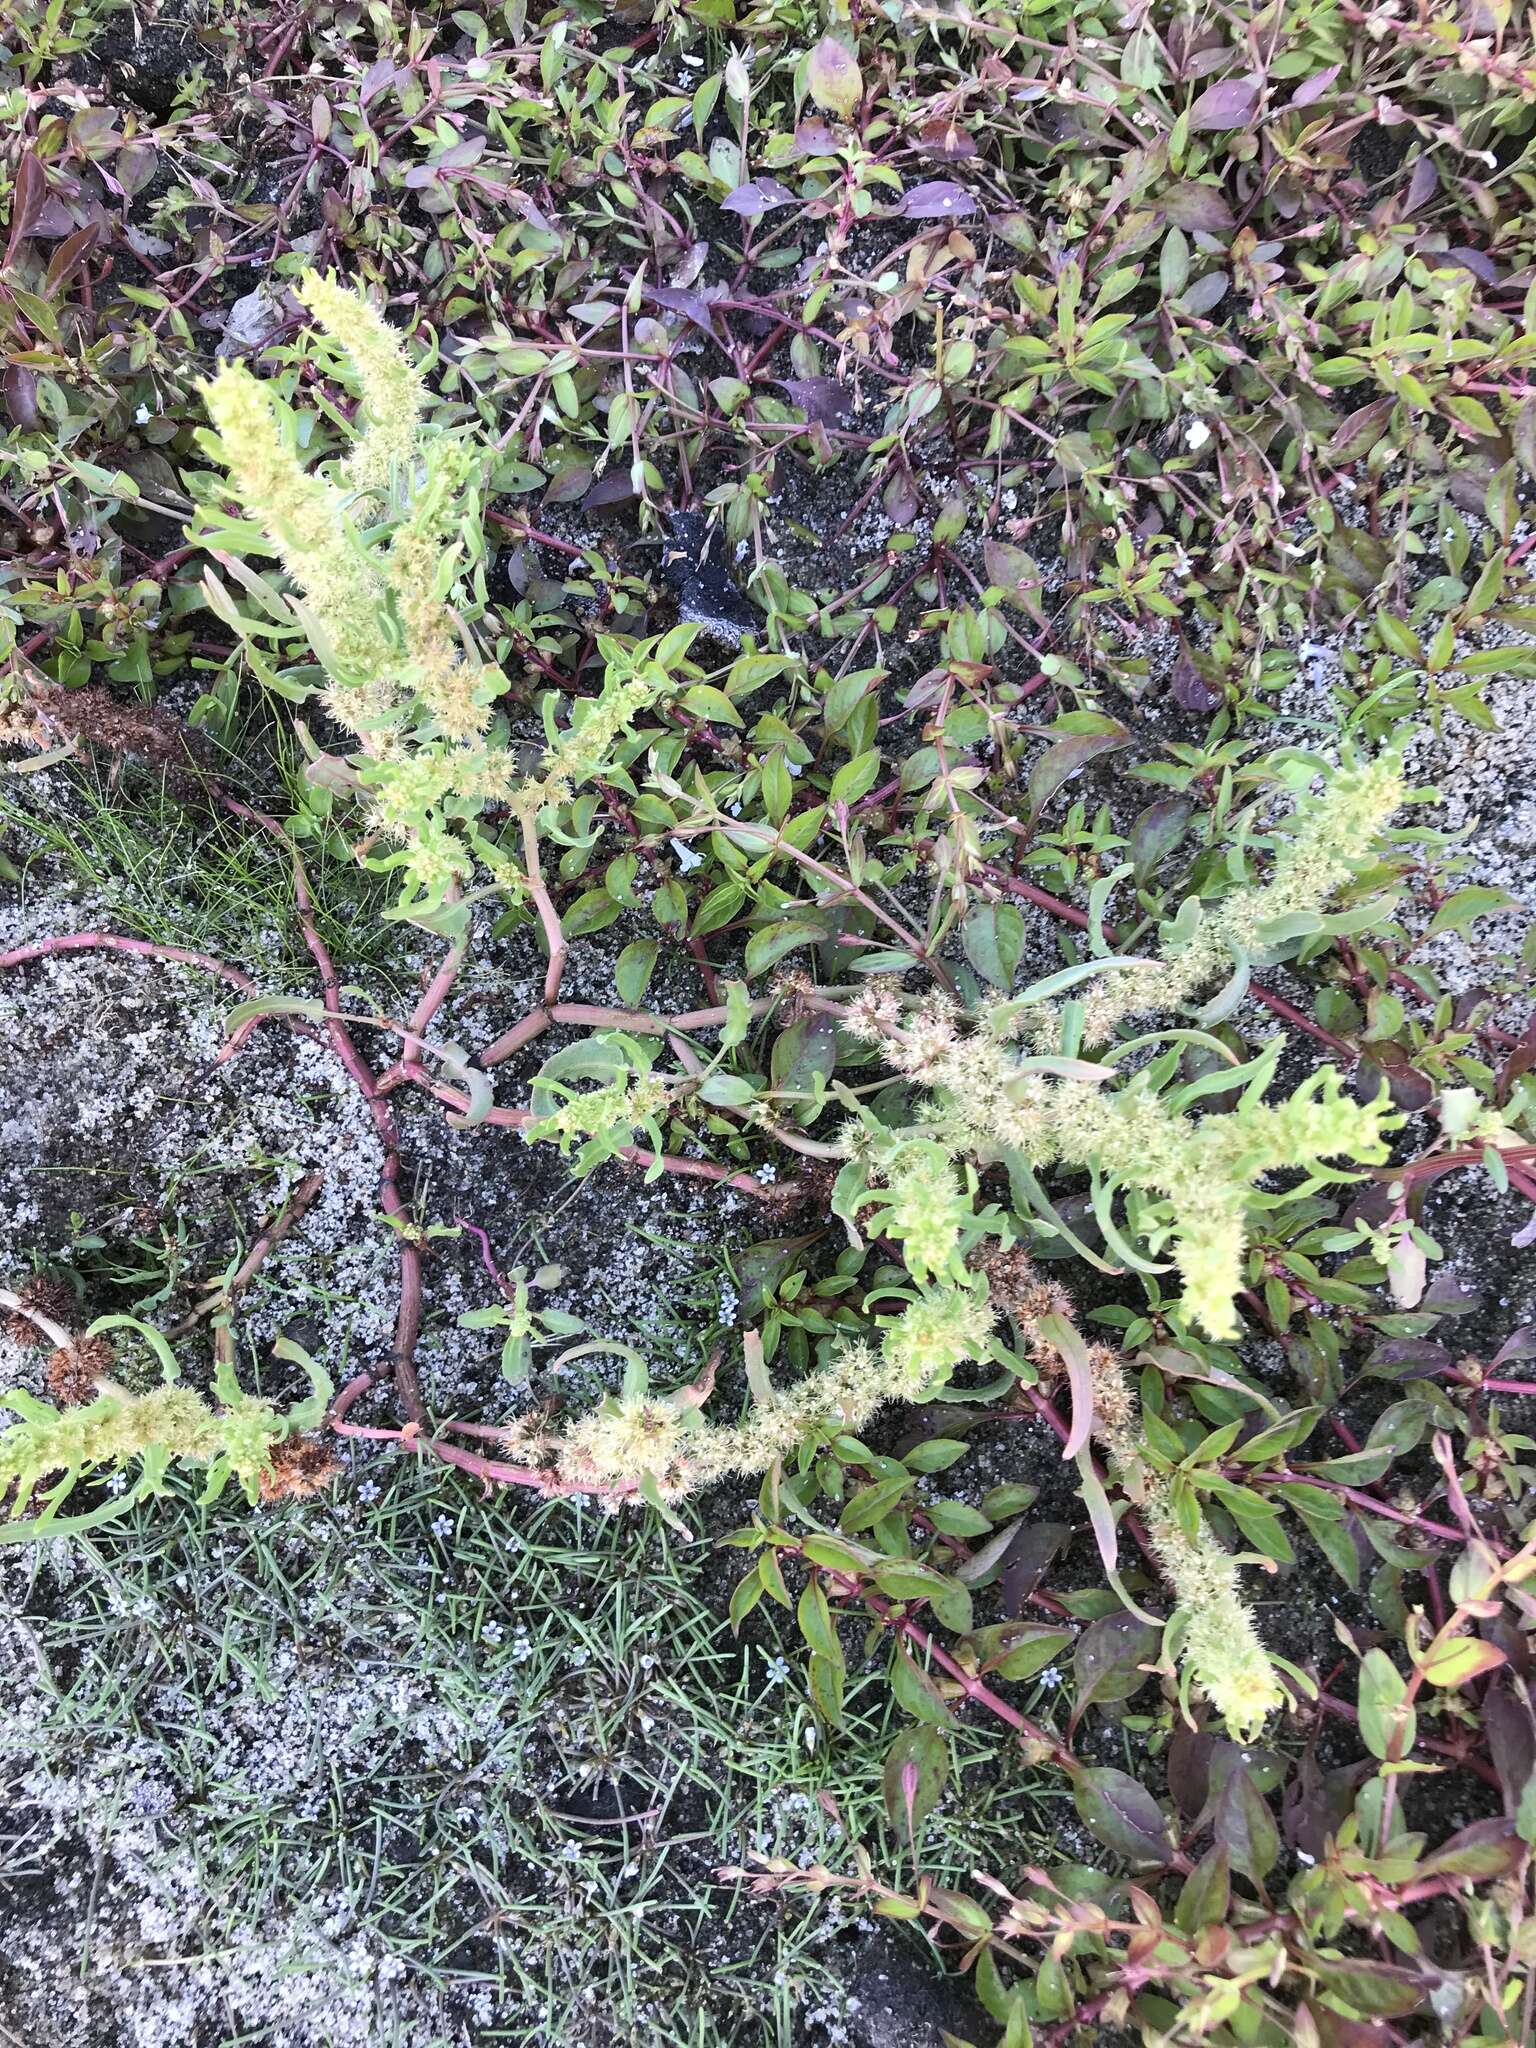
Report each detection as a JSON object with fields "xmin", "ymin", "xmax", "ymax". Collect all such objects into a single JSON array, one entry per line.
[{"xmin": 4, "ymin": 2, "xmax": 1536, "ymax": 2045}]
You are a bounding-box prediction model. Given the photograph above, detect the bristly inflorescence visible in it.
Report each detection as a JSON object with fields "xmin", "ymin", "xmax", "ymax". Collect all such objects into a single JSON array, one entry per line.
[
  {"xmin": 0, "ymin": 1293, "xmax": 334, "ymax": 1542},
  {"xmin": 197, "ymin": 274, "xmax": 688, "ymax": 927}
]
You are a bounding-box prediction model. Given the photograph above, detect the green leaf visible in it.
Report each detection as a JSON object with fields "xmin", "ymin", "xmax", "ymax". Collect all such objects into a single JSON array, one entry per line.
[
  {"xmin": 960, "ymin": 1622, "xmax": 1073, "ymax": 1681},
  {"xmin": 1213, "ymin": 1767, "xmax": 1279, "ymax": 1882},
  {"xmin": 883, "ymin": 1725, "xmax": 949, "ymax": 1838},
  {"xmin": 962, "ymin": 902, "xmax": 1025, "ymax": 990},
  {"xmin": 829, "ymin": 749, "xmax": 883, "ymax": 804},
  {"xmin": 1421, "ymin": 1636, "xmax": 1506, "ymax": 1689},
  {"xmin": 874, "ymin": 1561, "xmax": 973, "ymax": 1635},
  {"xmin": 691, "ymin": 881, "xmax": 746, "ymax": 938},
  {"xmin": 889, "ymin": 1644, "xmax": 960, "ymax": 1726},
  {"xmin": 797, "ymin": 1579, "xmax": 844, "ymax": 1664},
  {"xmin": 614, "ymin": 939, "xmax": 658, "ymax": 1007},
  {"xmin": 1425, "ymin": 886, "xmax": 1518, "ymax": 937},
  {"xmin": 743, "ymin": 919, "xmax": 822, "ymax": 979},
  {"xmin": 1174, "ymin": 1844, "xmax": 1230, "ymax": 1932}
]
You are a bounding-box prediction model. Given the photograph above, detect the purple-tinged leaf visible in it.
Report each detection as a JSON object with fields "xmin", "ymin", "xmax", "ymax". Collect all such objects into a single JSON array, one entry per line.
[
  {"xmin": 807, "ymin": 36, "xmax": 862, "ymax": 120},
  {"xmin": 1491, "ymin": 1325, "xmax": 1536, "ymax": 1369},
  {"xmin": 1418, "ymin": 1816, "xmax": 1522, "ymax": 1880},
  {"xmin": 1026, "ymin": 725, "xmax": 1131, "ymax": 818},
  {"xmin": 113, "ymin": 143, "xmax": 159, "ymax": 200},
  {"xmin": 1404, "ymin": 156, "xmax": 1439, "ymax": 213},
  {"xmin": 583, "ymin": 469, "xmax": 639, "ymax": 510},
  {"xmin": 359, "ymin": 56, "xmax": 402, "ymax": 104},
  {"xmin": 792, "ymin": 118, "xmax": 839, "ymax": 156},
  {"xmin": 1070, "ymin": 1614, "xmax": 1159, "ymax": 1734},
  {"xmin": 4, "ymin": 152, "xmax": 45, "ymax": 268},
  {"xmin": 1073, "ymin": 1767, "xmax": 1175, "ymax": 1867},
  {"xmin": 1291, "ymin": 65, "xmax": 1341, "ymax": 106},
  {"xmin": 1484, "ymin": 1681, "xmax": 1536, "ymax": 1815},
  {"xmin": 917, "ymin": 119, "xmax": 977, "ymax": 159},
  {"xmin": 1160, "ymin": 181, "xmax": 1235, "ymax": 233},
  {"xmin": 1177, "ymin": 270, "xmax": 1230, "ymax": 317},
  {"xmin": 643, "ymin": 283, "xmax": 723, "ymax": 339},
  {"xmin": 721, "ymin": 178, "xmax": 797, "ymax": 217},
  {"xmin": 1166, "ymin": 1723, "xmax": 1216, "ymax": 1817},
  {"xmin": 43, "ymin": 223, "xmax": 99, "ymax": 300},
  {"xmin": 773, "ymin": 376, "xmax": 854, "ymax": 424},
  {"xmin": 3, "ymin": 367, "xmax": 38, "ymax": 432},
  {"xmin": 1130, "ymin": 798, "xmax": 1191, "ymax": 883},
  {"xmin": 402, "ymin": 135, "xmax": 486, "ymax": 187},
  {"xmin": 1447, "ymin": 245, "xmax": 1503, "ymax": 284},
  {"xmin": 1283, "ymin": 1754, "xmax": 1371, "ymax": 1858},
  {"xmin": 1187, "ymin": 78, "xmax": 1260, "ymax": 130},
  {"xmin": 1169, "ymin": 647, "xmax": 1222, "ymax": 713},
  {"xmin": 999, "ymin": 1520, "xmax": 1069, "ymax": 1618},
  {"xmin": 899, "ymin": 179, "xmax": 976, "ymax": 219}
]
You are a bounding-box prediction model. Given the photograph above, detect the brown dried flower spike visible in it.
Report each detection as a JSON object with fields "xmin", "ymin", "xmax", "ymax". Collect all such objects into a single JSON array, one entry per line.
[
  {"xmin": 258, "ymin": 1433, "xmax": 343, "ymax": 1503},
  {"xmin": 45, "ymin": 1334, "xmax": 116, "ymax": 1408},
  {"xmin": 3, "ymin": 1275, "xmax": 76, "ymax": 1349}
]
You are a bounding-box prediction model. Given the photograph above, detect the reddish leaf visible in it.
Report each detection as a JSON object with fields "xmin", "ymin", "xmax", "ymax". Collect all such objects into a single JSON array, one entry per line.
[
  {"xmin": 1073, "ymin": 1767, "xmax": 1174, "ymax": 1867},
  {"xmin": 1179, "ymin": 647, "xmax": 1228, "ymax": 712},
  {"xmin": 1484, "ymin": 1681, "xmax": 1536, "ymax": 1815},
  {"xmin": 4, "ymin": 151, "xmax": 45, "ymax": 268},
  {"xmin": 917, "ymin": 120, "xmax": 977, "ymax": 159},
  {"xmin": 999, "ymin": 1520, "xmax": 1069, "ymax": 1618},
  {"xmin": 3, "ymin": 366, "xmax": 38, "ymax": 432},
  {"xmin": 1070, "ymin": 1614, "xmax": 1159, "ymax": 1734}
]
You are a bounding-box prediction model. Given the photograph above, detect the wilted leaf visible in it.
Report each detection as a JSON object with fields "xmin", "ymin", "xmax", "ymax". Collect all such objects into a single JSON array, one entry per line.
[{"xmin": 807, "ymin": 36, "xmax": 862, "ymax": 119}]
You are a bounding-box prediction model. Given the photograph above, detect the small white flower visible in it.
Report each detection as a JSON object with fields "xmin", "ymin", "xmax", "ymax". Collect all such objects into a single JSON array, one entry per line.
[
  {"xmin": 1185, "ymin": 419, "xmax": 1211, "ymax": 451},
  {"xmin": 134, "ymin": 402, "xmax": 151, "ymax": 425},
  {"xmin": 669, "ymin": 836, "xmax": 704, "ymax": 872}
]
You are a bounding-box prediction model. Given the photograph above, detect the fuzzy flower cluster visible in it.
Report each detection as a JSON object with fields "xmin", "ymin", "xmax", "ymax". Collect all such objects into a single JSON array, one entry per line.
[
  {"xmin": 1147, "ymin": 1502, "xmax": 1287, "ymax": 1741},
  {"xmin": 858, "ymin": 998, "xmax": 1389, "ymax": 1340},
  {"xmin": 985, "ymin": 1248, "xmax": 1285, "ymax": 1741},
  {"xmin": 841, "ymin": 757, "xmax": 1404, "ymax": 1339},
  {"xmin": 1028, "ymin": 748, "xmax": 1406, "ymax": 1048},
  {"xmin": 0, "ymin": 1375, "xmax": 292, "ymax": 1536},
  {"xmin": 198, "ymin": 274, "xmax": 673, "ymax": 921},
  {"xmin": 499, "ymin": 1287, "xmax": 997, "ymax": 1502}
]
